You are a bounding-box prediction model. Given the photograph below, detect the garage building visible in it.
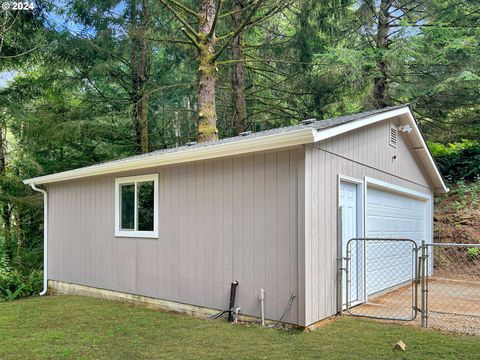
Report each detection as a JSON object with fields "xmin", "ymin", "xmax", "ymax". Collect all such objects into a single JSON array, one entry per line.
[{"xmin": 24, "ymin": 105, "xmax": 447, "ymax": 327}]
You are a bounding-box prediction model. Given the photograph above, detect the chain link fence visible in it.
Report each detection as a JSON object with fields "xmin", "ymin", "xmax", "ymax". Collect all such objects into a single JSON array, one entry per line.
[
  {"xmin": 342, "ymin": 240, "xmax": 480, "ymax": 335},
  {"xmin": 425, "ymin": 243, "xmax": 480, "ymax": 335},
  {"xmin": 344, "ymin": 238, "xmax": 419, "ymax": 321}
]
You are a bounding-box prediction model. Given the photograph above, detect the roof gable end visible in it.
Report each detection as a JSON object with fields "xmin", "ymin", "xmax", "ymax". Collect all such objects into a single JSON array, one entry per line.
[{"xmin": 312, "ymin": 106, "xmax": 448, "ymax": 193}]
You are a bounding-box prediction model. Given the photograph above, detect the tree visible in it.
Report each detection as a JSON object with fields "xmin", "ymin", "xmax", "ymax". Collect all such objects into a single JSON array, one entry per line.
[
  {"xmin": 0, "ymin": 7, "xmax": 45, "ymax": 266},
  {"xmin": 55, "ymin": 0, "xmax": 173, "ymax": 154},
  {"xmin": 371, "ymin": 0, "xmax": 392, "ymax": 108},
  {"xmin": 396, "ymin": 0, "xmax": 480, "ymax": 141},
  {"xmin": 158, "ymin": 0, "xmax": 291, "ymax": 142},
  {"xmin": 129, "ymin": 0, "xmax": 151, "ymax": 153},
  {"xmin": 231, "ymin": 0, "xmax": 247, "ymax": 134}
]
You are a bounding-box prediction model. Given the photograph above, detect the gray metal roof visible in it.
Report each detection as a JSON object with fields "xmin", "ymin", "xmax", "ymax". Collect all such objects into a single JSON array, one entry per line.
[{"xmin": 102, "ymin": 104, "xmax": 409, "ymax": 166}]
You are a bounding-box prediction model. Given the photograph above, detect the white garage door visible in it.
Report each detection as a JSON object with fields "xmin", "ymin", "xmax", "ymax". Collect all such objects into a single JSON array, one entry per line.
[{"xmin": 366, "ymin": 187, "xmax": 428, "ymax": 296}]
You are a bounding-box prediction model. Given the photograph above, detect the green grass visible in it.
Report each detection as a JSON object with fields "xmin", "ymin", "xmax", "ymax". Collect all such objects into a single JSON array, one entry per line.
[{"xmin": 0, "ymin": 296, "xmax": 478, "ymax": 359}]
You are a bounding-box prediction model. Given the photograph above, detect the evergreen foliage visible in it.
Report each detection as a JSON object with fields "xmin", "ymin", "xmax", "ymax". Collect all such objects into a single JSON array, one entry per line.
[{"xmin": 429, "ymin": 140, "xmax": 480, "ymax": 182}]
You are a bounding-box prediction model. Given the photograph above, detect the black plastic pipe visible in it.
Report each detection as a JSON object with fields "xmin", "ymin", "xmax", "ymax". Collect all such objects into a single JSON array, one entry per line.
[{"xmin": 228, "ymin": 281, "xmax": 239, "ymax": 322}]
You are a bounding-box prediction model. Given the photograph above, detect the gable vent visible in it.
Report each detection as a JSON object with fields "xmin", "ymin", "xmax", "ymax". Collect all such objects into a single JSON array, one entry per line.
[
  {"xmin": 389, "ymin": 125, "xmax": 397, "ymax": 147},
  {"xmin": 302, "ymin": 118, "xmax": 316, "ymax": 125}
]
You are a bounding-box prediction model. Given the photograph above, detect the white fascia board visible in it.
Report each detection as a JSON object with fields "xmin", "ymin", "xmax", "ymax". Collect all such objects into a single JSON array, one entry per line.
[
  {"xmin": 313, "ymin": 107, "xmax": 411, "ymax": 143},
  {"xmin": 403, "ymin": 111, "xmax": 449, "ymax": 194},
  {"xmin": 24, "ymin": 128, "xmax": 316, "ymax": 185}
]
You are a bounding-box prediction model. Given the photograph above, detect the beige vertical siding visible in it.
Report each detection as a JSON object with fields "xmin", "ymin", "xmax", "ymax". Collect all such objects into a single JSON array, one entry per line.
[
  {"xmin": 304, "ymin": 118, "xmax": 434, "ymax": 325},
  {"xmin": 319, "ymin": 118, "xmax": 432, "ymax": 188},
  {"xmin": 47, "ymin": 148, "xmax": 303, "ymax": 325}
]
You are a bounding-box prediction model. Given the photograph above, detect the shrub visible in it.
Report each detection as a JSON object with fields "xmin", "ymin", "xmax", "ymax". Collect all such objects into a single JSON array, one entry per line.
[
  {"xmin": 429, "ymin": 140, "xmax": 480, "ymax": 182},
  {"xmin": 0, "ymin": 233, "xmax": 43, "ymax": 302},
  {"xmin": 455, "ymin": 180, "xmax": 468, "ymax": 200},
  {"xmin": 0, "ymin": 269, "xmax": 43, "ymax": 301},
  {"xmin": 467, "ymin": 247, "xmax": 480, "ymax": 261}
]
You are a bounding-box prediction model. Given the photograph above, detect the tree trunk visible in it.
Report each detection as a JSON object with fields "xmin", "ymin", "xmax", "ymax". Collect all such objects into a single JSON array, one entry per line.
[
  {"xmin": 0, "ymin": 120, "xmax": 12, "ymax": 264},
  {"xmin": 231, "ymin": 0, "xmax": 248, "ymax": 134},
  {"xmin": 197, "ymin": 0, "xmax": 218, "ymax": 143},
  {"xmin": 372, "ymin": 0, "xmax": 392, "ymax": 108},
  {"xmin": 14, "ymin": 146, "xmax": 25, "ymax": 267},
  {"xmin": 14, "ymin": 209, "xmax": 23, "ymax": 267},
  {"xmin": 130, "ymin": 0, "xmax": 150, "ymax": 153},
  {"xmin": 1, "ymin": 203, "xmax": 11, "ymax": 261}
]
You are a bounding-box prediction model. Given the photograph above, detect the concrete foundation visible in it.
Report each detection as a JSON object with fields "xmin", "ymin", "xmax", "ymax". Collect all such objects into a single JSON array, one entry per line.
[{"xmin": 48, "ymin": 280, "xmax": 295, "ymax": 328}]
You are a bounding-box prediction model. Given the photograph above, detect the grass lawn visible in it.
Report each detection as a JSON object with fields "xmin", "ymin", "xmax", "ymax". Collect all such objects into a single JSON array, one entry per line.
[{"xmin": 0, "ymin": 296, "xmax": 478, "ymax": 359}]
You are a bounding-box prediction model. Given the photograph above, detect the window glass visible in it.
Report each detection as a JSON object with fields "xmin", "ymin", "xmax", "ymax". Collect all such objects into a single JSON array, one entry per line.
[
  {"xmin": 120, "ymin": 184, "xmax": 135, "ymax": 230},
  {"xmin": 137, "ymin": 181, "xmax": 154, "ymax": 231},
  {"xmin": 116, "ymin": 174, "xmax": 157, "ymax": 238}
]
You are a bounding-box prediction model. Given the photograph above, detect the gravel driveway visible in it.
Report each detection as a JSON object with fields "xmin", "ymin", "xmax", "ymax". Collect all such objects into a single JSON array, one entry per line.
[{"xmin": 347, "ymin": 277, "xmax": 480, "ymax": 335}]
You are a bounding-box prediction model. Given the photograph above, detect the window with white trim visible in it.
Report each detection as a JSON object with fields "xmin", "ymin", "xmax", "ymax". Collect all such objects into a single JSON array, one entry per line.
[{"xmin": 115, "ymin": 174, "xmax": 158, "ymax": 238}]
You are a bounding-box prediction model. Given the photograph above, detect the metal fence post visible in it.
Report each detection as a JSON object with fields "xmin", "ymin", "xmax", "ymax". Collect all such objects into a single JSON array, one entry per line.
[
  {"xmin": 345, "ymin": 241, "xmax": 351, "ymax": 313},
  {"xmin": 414, "ymin": 244, "xmax": 419, "ymax": 316},
  {"xmin": 337, "ymin": 207, "xmax": 344, "ymax": 316},
  {"xmin": 424, "ymin": 242, "xmax": 429, "ymax": 328},
  {"xmin": 420, "ymin": 240, "xmax": 427, "ymax": 327}
]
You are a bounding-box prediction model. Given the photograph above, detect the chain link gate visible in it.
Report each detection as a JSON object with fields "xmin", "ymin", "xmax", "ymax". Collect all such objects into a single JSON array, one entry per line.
[
  {"xmin": 340, "ymin": 238, "xmax": 421, "ymax": 321},
  {"xmin": 339, "ymin": 239, "xmax": 480, "ymax": 334}
]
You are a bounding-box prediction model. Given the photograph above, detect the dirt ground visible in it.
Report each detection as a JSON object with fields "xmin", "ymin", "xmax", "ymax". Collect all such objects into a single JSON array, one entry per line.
[{"xmin": 348, "ymin": 278, "xmax": 480, "ymax": 335}]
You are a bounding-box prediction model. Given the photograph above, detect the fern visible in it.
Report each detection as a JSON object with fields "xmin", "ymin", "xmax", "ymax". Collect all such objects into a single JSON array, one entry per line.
[{"xmin": 5, "ymin": 285, "xmax": 25, "ymax": 301}]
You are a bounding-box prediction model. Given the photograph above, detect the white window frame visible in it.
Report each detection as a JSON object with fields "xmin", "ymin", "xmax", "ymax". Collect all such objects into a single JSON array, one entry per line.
[{"xmin": 115, "ymin": 174, "xmax": 158, "ymax": 238}]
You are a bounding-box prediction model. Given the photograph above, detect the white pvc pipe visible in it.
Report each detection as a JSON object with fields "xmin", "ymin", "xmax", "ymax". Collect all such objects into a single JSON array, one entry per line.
[
  {"xmin": 30, "ymin": 183, "xmax": 48, "ymax": 295},
  {"xmin": 259, "ymin": 288, "xmax": 265, "ymax": 326}
]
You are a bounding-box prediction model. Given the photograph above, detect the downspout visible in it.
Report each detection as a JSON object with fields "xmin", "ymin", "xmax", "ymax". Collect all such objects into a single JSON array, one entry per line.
[{"xmin": 30, "ymin": 183, "xmax": 48, "ymax": 295}]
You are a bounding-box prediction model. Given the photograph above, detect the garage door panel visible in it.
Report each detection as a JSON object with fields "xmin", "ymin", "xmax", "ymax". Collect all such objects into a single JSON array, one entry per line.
[
  {"xmin": 383, "ymin": 197, "xmax": 398, "ymax": 209},
  {"xmin": 414, "ymin": 220, "xmax": 424, "ymax": 231},
  {"xmin": 365, "ymin": 241, "xmax": 414, "ymax": 295},
  {"xmin": 367, "ymin": 191, "xmax": 383, "ymax": 205},
  {"xmin": 366, "ymin": 187, "xmax": 427, "ymax": 296},
  {"xmin": 367, "ymin": 215, "xmax": 383, "ymax": 232},
  {"xmin": 384, "ymin": 217, "xmax": 399, "ymax": 232}
]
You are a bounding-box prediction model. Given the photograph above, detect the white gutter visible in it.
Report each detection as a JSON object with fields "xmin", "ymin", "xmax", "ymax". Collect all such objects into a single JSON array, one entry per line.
[
  {"xmin": 30, "ymin": 183, "xmax": 48, "ymax": 296},
  {"xmin": 23, "ymin": 128, "xmax": 316, "ymax": 185}
]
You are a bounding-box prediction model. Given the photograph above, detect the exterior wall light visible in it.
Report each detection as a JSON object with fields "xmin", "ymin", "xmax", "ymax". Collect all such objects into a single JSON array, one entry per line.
[{"xmin": 398, "ymin": 125, "xmax": 413, "ymax": 133}]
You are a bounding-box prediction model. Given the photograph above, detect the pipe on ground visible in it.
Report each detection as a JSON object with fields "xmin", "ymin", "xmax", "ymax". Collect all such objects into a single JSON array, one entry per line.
[
  {"xmin": 30, "ymin": 183, "xmax": 48, "ymax": 296},
  {"xmin": 259, "ymin": 288, "xmax": 266, "ymax": 326},
  {"xmin": 228, "ymin": 281, "xmax": 239, "ymax": 322}
]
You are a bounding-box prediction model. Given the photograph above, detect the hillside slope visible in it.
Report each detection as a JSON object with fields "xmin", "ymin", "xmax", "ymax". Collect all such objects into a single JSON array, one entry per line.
[{"xmin": 434, "ymin": 181, "xmax": 480, "ymax": 244}]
